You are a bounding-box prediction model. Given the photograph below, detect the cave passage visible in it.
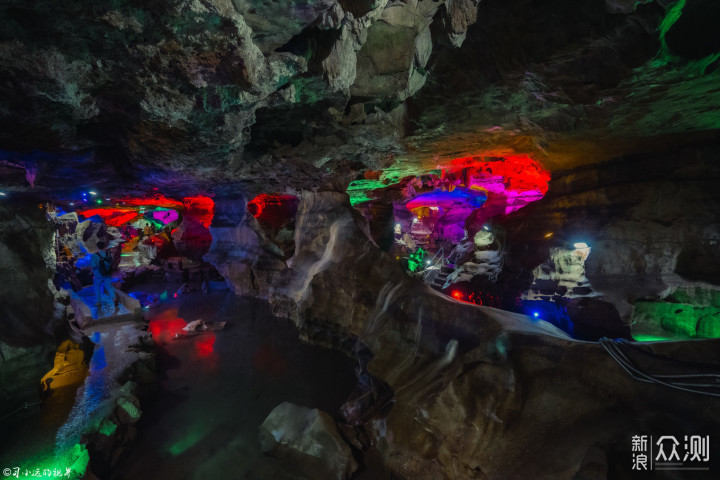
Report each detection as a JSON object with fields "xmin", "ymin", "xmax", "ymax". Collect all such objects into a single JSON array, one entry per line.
[{"xmin": 3, "ymin": 0, "xmax": 720, "ymax": 478}]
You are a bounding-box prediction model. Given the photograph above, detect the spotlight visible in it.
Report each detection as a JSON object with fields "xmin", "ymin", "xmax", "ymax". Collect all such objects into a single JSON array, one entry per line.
[
  {"xmin": 544, "ymin": 232, "xmax": 553, "ymax": 238},
  {"xmin": 573, "ymin": 242, "xmax": 589, "ymax": 249},
  {"xmin": 412, "ymin": 218, "xmax": 418, "ymax": 223},
  {"xmin": 426, "ymin": 260, "xmax": 431, "ymax": 264},
  {"xmin": 89, "ymin": 191, "xmax": 97, "ymax": 196},
  {"xmin": 96, "ymin": 199, "xmax": 102, "ymax": 204},
  {"xmin": 533, "ymin": 312, "xmax": 539, "ymax": 318},
  {"xmin": 69, "ymin": 202, "xmax": 74, "ymax": 206},
  {"xmin": 0, "ymin": 192, "xmax": 5, "ymax": 196},
  {"xmin": 482, "ymin": 225, "xmax": 489, "ymax": 231}
]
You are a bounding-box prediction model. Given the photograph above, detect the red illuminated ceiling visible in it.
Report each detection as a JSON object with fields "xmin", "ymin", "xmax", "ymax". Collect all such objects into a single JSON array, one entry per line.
[
  {"xmin": 76, "ymin": 195, "xmax": 215, "ymax": 229},
  {"xmin": 75, "ymin": 207, "xmax": 140, "ymax": 226},
  {"xmin": 247, "ymin": 193, "xmax": 298, "ymax": 228},
  {"xmin": 120, "ymin": 193, "xmax": 184, "ymax": 209},
  {"xmin": 440, "ymin": 154, "xmax": 551, "ymax": 197}
]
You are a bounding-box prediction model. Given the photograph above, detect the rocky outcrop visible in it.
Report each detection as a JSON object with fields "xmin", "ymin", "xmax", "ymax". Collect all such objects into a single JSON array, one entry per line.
[
  {"xmin": 0, "ymin": 0, "xmax": 484, "ymax": 195},
  {"xmin": 498, "ymin": 136, "xmax": 720, "ymax": 334},
  {"xmin": 252, "ymin": 191, "xmax": 720, "ymax": 479},
  {"xmin": 0, "ymin": 202, "xmax": 64, "ymax": 415},
  {"xmin": 259, "ymin": 402, "xmax": 358, "ymax": 480},
  {"xmin": 204, "ymin": 195, "xmax": 288, "ymax": 297},
  {"xmin": 79, "ymin": 325, "xmax": 156, "ymax": 477},
  {"xmin": 0, "ymin": 202, "xmax": 58, "ymax": 345}
]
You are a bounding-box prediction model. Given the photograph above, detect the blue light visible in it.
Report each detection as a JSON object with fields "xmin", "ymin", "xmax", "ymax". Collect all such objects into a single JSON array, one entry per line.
[{"xmin": 533, "ymin": 312, "xmax": 539, "ymax": 318}]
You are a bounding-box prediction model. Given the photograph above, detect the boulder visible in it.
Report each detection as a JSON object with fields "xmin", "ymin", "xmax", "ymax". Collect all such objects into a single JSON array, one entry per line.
[{"xmin": 259, "ymin": 402, "xmax": 358, "ymax": 480}]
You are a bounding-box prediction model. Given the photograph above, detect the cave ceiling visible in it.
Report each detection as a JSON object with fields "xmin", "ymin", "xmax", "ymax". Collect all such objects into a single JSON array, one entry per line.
[{"xmin": 0, "ymin": 0, "xmax": 719, "ymax": 200}]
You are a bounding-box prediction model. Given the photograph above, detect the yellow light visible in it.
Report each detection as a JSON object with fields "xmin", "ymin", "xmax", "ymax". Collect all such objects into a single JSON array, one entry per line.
[{"xmin": 544, "ymin": 232, "xmax": 553, "ymax": 238}]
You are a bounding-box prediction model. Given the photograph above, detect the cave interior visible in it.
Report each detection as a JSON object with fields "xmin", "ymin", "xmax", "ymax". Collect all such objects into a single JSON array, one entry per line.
[{"xmin": 1, "ymin": 0, "xmax": 720, "ymax": 479}]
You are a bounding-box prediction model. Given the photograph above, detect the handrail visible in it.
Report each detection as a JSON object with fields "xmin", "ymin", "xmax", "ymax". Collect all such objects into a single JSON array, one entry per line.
[
  {"xmin": 0, "ymin": 400, "xmax": 41, "ymax": 423},
  {"xmin": 422, "ymin": 247, "xmax": 452, "ymax": 284}
]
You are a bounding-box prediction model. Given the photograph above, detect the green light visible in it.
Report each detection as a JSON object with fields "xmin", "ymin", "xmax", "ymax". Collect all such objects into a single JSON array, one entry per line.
[
  {"xmin": 97, "ymin": 419, "xmax": 118, "ymax": 436},
  {"xmin": 96, "ymin": 199, "xmax": 102, "ymax": 204},
  {"xmin": 658, "ymin": 0, "xmax": 686, "ymax": 60},
  {"xmin": 167, "ymin": 421, "xmax": 213, "ymax": 456},
  {"xmin": 347, "ymin": 177, "xmax": 401, "ymax": 207},
  {"xmin": 632, "ymin": 301, "xmax": 720, "ymax": 339},
  {"xmin": 633, "ymin": 335, "xmax": 672, "ymax": 342},
  {"xmin": 11, "ymin": 443, "xmax": 90, "ymax": 480},
  {"xmin": 407, "ymin": 248, "xmax": 427, "ymax": 273}
]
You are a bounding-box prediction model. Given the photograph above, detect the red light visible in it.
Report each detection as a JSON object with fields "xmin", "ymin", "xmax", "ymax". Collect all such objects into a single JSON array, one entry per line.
[
  {"xmin": 76, "ymin": 208, "xmax": 140, "ymax": 226},
  {"xmin": 247, "ymin": 193, "xmax": 299, "ymax": 228},
  {"xmin": 182, "ymin": 195, "xmax": 215, "ymax": 228},
  {"xmin": 195, "ymin": 335, "xmax": 216, "ymax": 358},
  {"xmin": 148, "ymin": 312, "xmax": 187, "ymax": 343},
  {"xmin": 120, "ymin": 194, "xmax": 183, "ymax": 209}
]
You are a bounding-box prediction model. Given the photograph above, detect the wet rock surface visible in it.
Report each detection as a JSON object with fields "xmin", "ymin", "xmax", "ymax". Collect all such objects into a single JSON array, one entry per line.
[
  {"xmin": 255, "ymin": 191, "xmax": 720, "ymax": 480},
  {"xmin": 259, "ymin": 402, "xmax": 358, "ymax": 480},
  {"xmin": 2, "ymin": 0, "xmax": 720, "ymax": 478}
]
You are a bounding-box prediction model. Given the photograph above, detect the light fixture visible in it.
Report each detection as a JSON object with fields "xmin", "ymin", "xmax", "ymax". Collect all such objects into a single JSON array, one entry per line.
[
  {"xmin": 533, "ymin": 312, "xmax": 539, "ymax": 318},
  {"xmin": 482, "ymin": 225, "xmax": 490, "ymax": 231},
  {"xmin": 573, "ymin": 242, "xmax": 589, "ymax": 249},
  {"xmin": 544, "ymin": 232, "xmax": 553, "ymax": 238},
  {"xmin": 96, "ymin": 199, "xmax": 102, "ymax": 204},
  {"xmin": 69, "ymin": 202, "xmax": 74, "ymax": 206},
  {"xmin": 0, "ymin": 192, "xmax": 5, "ymax": 196},
  {"xmin": 89, "ymin": 191, "xmax": 97, "ymax": 196}
]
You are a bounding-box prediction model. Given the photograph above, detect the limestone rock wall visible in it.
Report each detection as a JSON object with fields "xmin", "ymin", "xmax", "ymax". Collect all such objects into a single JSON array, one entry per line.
[
  {"xmin": 0, "ymin": 202, "xmax": 63, "ymax": 416},
  {"xmin": 0, "ymin": 0, "xmax": 479, "ymax": 185},
  {"xmin": 258, "ymin": 190, "xmax": 720, "ymax": 479},
  {"xmin": 498, "ymin": 137, "xmax": 720, "ymax": 336}
]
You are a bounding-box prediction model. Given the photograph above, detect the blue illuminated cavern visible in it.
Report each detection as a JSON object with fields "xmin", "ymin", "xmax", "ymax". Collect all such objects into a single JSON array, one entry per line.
[{"xmin": 1, "ymin": 1, "xmax": 720, "ymax": 479}]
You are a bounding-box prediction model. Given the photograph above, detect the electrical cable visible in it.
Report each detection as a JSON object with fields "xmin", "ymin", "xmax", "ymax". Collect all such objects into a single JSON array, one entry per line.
[{"xmin": 598, "ymin": 337, "xmax": 720, "ymax": 398}]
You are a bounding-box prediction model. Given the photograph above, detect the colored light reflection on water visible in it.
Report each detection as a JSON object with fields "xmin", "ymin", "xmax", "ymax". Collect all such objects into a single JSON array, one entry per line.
[
  {"xmin": 148, "ymin": 308, "xmax": 188, "ymax": 343},
  {"xmin": 195, "ymin": 334, "xmax": 216, "ymax": 358},
  {"xmin": 251, "ymin": 340, "xmax": 287, "ymax": 377}
]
